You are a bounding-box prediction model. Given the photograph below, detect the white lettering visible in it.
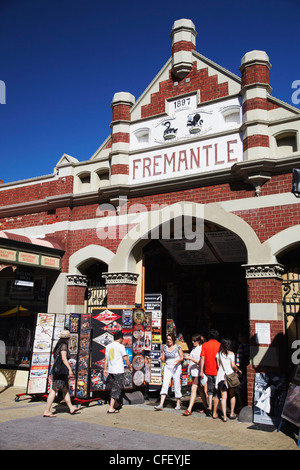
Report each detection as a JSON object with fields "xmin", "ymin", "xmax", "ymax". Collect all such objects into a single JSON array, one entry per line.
[
  {"xmin": 153, "ymin": 455, "xmax": 191, "ymax": 466},
  {"xmin": 291, "ymin": 340, "xmax": 300, "ymax": 365},
  {"xmin": 109, "ymin": 455, "xmax": 144, "ymax": 467},
  {"xmin": 292, "ymin": 80, "xmax": 300, "ymax": 105}
]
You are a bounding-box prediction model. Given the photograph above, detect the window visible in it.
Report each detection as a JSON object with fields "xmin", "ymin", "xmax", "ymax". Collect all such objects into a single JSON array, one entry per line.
[{"xmin": 275, "ymin": 132, "xmax": 297, "ymax": 157}]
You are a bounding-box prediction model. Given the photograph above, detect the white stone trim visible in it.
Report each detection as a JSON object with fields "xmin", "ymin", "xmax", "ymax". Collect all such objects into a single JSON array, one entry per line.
[
  {"xmin": 243, "ymin": 263, "xmax": 284, "ymax": 279},
  {"xmin": 67, "ymin": 274, "xmax": 88, "ymax": 287},
  {"xmin": 102, "ymin": 272, "xmax": 139, "ymax": 285},
  {"xmin": 249, "ymin": 303, "xmax": 283, "ymax": 321}
]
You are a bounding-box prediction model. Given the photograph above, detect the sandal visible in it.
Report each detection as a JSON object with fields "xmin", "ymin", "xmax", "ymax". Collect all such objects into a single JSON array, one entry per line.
[{"xmin": 182, "ymin": 410, "xmax": 192, "ymax": 416}]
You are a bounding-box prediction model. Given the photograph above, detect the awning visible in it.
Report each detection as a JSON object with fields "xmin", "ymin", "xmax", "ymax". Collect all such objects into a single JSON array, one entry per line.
[{"xmin": 0, "ymin": 231, "xmax": 64, "ymax": 270}]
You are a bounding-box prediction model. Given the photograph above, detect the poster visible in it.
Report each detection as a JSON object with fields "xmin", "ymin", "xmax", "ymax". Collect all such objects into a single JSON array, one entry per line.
[
  {"xmin": 253, "ymin": 372, "xmax": 286, "ymax": 425},
  {"xmin": 76, "ymin": 314, "xmax": 91, "ymax": 399},
  {"xmin": 144, "ymin": 293, "xmax": 163, "ymax": 389},
  {"xmin": 281, "ymin": 383, "xmax": 300, "ymax": 427},
  {"xmin": 27, "ymin": 313, "xmax": 87, "ymax": 398},
  {"xmin": 90, "ymin": 307, "xmax": 151, "ymax": 392},
  {"xmin": 90, "ymin": 308, "xmax": 128, "ymax": 392}
]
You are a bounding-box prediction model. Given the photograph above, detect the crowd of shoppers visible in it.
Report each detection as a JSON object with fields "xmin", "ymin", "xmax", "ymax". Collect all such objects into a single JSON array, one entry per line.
[
  {"xmin": 154, "ymin": 328, "xmax": 249, "ymax": 421},
  {"xmin": 42, "ymin": 328, "xmax": 249, "ymax": 421}
]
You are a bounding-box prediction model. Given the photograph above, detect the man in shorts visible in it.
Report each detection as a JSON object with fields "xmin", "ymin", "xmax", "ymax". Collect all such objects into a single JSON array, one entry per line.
[
  {"xmin": 200, "ymin": 329, "xmax": 220, "ymax": 415},
  {"xmin": 104, "ymin": 331, "xmax": 133, "ymax": 413}
]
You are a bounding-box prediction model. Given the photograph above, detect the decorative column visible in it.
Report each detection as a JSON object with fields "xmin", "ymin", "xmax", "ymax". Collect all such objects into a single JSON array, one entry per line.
[
  {"xmin": 110, "ymin": 92, "xmax": 135, "ymax": 187},
  {"xmin": 240, "ymin": 50, "xmax": 271, "ymax": 160},
  {"xmin": 102, "ymin": 272, "xmax": 139, "ymax": 307},
  {"xmin": 66, "ymin": 274, "xmax": 88, "ymax": 313},
  {"xmin": 243, "ymin": 263, "xmax": 285, "ymax": 406},
  {"xmin": 236, "ymin": 51, "xmax": 273, "ymax": 195},
  {"xmin": 170, "ymin": 18, "xmax": 197, "ymax": 79}
]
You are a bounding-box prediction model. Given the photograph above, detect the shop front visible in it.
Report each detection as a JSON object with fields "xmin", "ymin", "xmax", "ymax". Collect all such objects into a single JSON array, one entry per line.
[
  {"xmin": 0, "ymin": 232, "xmax": 63, "ymax": 387},
  {"xmin": 1, "ymin": 18, "xmax": 300, "ymax": 418}
]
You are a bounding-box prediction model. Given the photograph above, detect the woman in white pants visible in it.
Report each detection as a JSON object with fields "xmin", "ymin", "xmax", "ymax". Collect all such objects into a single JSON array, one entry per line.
[{"xmin": 154, "ymin": 333, "xmax": 183, "ymax": 410}]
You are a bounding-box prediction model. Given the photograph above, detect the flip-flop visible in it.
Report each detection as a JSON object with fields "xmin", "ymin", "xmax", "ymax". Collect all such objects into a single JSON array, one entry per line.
[
  {"xmin": 182, "ymin": 410, "xmax": 192, "ymax": 416},
  {"xmin": 43, "ymin": 414, "xmax": 56, "ymax": 418},
  {"xmin": 107, "ymin": 409, "xmax": 120, "ymax": 414},
  {"xmin": 70, "ymin": 406, "xmax": 81, "ymax": 415}
]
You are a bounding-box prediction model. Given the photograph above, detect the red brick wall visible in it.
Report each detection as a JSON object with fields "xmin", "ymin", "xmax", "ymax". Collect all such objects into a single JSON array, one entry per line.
[
  {"xmin": 141, "ymin": 63, "xmax": 229, "ymax": 118},
  {"xmin": 246, "ymin": 276, "xmax": 285, "ymax": 406},
  {"xmin": 67, "ymin": 285, "xmax": 86, "ymax": 305},
  {"xmin": 241, "ymin": 64, "xmax": 269, "ymax": 88},
  {"xmin": 172, "ymin": 41, "xmax": 195, "ymax": 54},
  {"xmin": 0, "ymin": 176, "xmax": 73, "ymax": 206},
  {"xmin": 106, "ymin": 284, "xmax": 136, "ymax": 305},
  {"xmin": 243, "ymin": 135, "xmax": 269, "ymax": 150}
]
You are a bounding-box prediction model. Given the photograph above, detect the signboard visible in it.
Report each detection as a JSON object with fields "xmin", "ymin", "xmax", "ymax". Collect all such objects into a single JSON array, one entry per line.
[
  {"xmin": 0, "ymin": 248, "xmax": 60, "ymax": 269},
  {"xmin": 130, "ymin": 95, "xmax": 242, "ymax": 184},
  {"xmin": 145, "ymin": 294, "xmax": 163, "ymax": 388},
  {"xmin": 129, "ymin": 133, "xmax": 242, "ymax": 185}
]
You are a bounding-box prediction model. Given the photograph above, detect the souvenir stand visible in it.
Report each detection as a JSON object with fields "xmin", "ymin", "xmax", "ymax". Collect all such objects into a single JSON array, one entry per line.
[
  {"xmin": 89, "ymin": 306, "xmax": 153, "ymax": 401},
  {"xmin": 16, "ymin": 294, "xmax": 190, "ymax": 404},
  {"xmin": 16, "ymin": 312, "xmax": 90, "ymax": 401}
]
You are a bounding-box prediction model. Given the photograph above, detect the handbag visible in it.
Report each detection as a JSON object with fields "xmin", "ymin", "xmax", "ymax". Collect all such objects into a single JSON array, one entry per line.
[
  {"xmin": 225, "ymin": 371, "xmax": 240, "ymax": 388},
  {"xmin": 52, "ymin": 349, "xmax": 68, "ymax": 376},
  {"xmin": 219, "ymin": 354, "xmax": 240, "ymax": 388}
]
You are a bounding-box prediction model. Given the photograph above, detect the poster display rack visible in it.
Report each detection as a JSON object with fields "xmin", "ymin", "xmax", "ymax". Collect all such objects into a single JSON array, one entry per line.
[
  {"xmin": 17, "ymin": 302, "xmax": 163, "ymax": 404},
  {"xmin": 16, "ymin": 312, "xmax": 91, "ymax": 402}
]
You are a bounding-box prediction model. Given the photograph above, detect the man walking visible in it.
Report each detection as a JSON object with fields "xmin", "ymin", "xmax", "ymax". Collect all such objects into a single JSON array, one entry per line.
[
  {"xmin": 200, "ymin": 329, "xmax": 220, "ymax": 415},
  {"xmin": 104, "ymin": 331, "xmax": 133, "ymax": 414}
]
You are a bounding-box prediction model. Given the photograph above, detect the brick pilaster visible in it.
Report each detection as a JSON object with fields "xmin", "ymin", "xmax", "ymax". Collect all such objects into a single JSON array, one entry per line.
[{"xmin": 244, "ymin": 264, "xmax": 285, "ymax": 406}]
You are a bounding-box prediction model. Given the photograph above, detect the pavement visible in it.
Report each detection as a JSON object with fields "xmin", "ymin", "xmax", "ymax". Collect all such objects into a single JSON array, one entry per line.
[{"xmin": 0, "ymin": 386, "xmax": 299, "ymax": 454}]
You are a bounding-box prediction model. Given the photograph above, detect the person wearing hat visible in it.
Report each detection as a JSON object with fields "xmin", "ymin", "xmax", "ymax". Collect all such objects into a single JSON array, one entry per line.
[{"xmin": 43, "ymin": 330, "xmax": 80, "ymax": 417}]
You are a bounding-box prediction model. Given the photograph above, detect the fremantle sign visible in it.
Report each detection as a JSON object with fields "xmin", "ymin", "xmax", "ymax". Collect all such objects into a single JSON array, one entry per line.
[{"xmin": 129, "ymin": 132, "xmax": 242, "ymax": 184}]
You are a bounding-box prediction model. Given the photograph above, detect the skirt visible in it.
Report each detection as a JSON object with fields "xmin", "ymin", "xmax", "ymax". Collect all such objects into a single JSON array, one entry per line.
[{"xmin": 52, "ymin": 373, "xmax": 69, "ymax": 392}]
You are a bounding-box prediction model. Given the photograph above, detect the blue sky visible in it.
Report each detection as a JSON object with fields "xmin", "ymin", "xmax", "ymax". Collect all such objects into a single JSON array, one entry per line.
[{"xmin": 0, "ymin": 0, "xmax": 299, "ymax": 184}]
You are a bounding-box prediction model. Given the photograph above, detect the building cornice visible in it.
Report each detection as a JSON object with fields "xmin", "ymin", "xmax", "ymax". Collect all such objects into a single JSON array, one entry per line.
[{"xmin": 1, "ymin": 155, "xmax": 300, "ymax": 218}]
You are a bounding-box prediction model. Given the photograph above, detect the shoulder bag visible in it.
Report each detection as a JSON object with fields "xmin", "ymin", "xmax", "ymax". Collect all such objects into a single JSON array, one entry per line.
[
  {"xmin": 219, "ymin": 353, "xmax": 240, "ymax": 388},
  {"xmin": 52, "ymin": 348, "xmax": 69, "ymax": 376}
]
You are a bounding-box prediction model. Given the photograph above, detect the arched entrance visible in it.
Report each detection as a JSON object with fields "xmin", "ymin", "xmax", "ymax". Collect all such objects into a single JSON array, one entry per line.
[
  {"xmin": 68, "ymin": 245, "xmax": 114, "ymax": 312},
  {"xmin": 143, "ymin": 220, "xmax": 249, "ymax": 345}
]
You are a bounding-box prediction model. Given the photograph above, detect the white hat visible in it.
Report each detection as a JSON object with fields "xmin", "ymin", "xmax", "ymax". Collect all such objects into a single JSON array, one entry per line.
[{"xmin": 59, "ymin": 330, "xmax": 70, "ymax": 339}]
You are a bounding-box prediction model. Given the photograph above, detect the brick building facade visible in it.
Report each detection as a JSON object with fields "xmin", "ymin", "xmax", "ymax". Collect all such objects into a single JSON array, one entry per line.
[{"xmin": 1, "ymin": 19, "xmax": 300, "ymax": 408}]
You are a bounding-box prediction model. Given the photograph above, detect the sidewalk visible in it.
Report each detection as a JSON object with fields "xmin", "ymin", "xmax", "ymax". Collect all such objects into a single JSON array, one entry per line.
[{"xmin": 0, "ymin": 386, "xmax": 299, "ymax": 451}]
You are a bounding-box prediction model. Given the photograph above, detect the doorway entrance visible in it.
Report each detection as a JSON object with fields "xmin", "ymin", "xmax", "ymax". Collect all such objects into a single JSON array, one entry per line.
[{"xmin": 143, "ymin": 221, "xmax": 249, "ymax": 348}]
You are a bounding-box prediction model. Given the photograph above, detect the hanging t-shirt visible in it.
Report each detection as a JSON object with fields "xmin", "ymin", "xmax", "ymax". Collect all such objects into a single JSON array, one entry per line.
[{"xmin": 105, "ymin": 341, "xmax": 127, "ymax": 374}]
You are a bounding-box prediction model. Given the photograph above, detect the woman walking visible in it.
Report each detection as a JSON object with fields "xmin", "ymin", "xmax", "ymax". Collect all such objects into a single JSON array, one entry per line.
[
  {"xmin": 182, "ymin": 333, "xmax": 208, "ymax": 415},
  {"xmin": 154, "ymin": 333, "xmax": 183, "ymax": 411},
  {"xmin": 214, "ymin": 338, "xmax": 241, "ymax": 421},
  {"xmin": 43, "ymin": 330, "xmax": 80, "ymax": 417}
]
